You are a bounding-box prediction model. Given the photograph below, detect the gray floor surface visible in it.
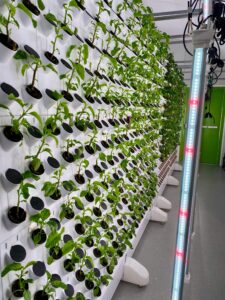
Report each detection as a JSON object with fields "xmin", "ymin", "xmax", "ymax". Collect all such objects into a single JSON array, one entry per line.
[{"xmin": 113, "ymin": 165, "xmax": 225, "ymax": 300}]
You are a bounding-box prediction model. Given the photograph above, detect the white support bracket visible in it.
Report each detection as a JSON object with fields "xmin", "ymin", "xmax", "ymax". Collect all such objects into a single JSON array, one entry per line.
[
  {"xmin": 184, "ymin": 272, "xmax": 191, "ymax": 284},
  {"xmin": 155, "ymin": 195, "xmax": 172, "ymax": 210},
  {"xmin": 122, "ymin": 257, "xmax": 149, "ymax": 287},
  {"xmin": 174, "ymin": 163, "xmax": 183, "ymax": 172},
  {"xmin": 150, "ymin": 207, "xmax": 168, "ymax": 223},
  {"xmin": 167, "ymin": 175, "xmax": 179, "ymax": 186}
]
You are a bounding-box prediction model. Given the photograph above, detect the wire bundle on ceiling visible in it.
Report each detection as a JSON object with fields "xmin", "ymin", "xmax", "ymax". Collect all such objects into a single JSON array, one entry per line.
[{"xmin": 183, "ymin": 0, "xmax": 225, "ymax": 86}]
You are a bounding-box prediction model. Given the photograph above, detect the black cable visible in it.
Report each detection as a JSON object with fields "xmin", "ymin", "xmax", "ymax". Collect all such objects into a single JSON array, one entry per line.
[{"xmin": 183, "ymin": 21, "xmax": 193, "ymax": 56}]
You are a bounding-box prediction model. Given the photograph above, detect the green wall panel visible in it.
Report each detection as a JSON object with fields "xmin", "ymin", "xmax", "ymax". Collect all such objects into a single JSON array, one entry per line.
[{"xmin": 179, "ymin": 87, "xmax": 225, "ymax": 165}]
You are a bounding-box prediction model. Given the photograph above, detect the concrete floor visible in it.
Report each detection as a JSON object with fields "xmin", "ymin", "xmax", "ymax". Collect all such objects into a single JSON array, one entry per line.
[{"xmin": 113, "ymin": 165, "xmax": 225, "ymax": 300}]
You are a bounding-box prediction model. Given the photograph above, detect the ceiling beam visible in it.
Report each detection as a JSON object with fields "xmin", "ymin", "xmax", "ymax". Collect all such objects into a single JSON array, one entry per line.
[
  {"xmin": 175, "ymin": 60, "xmax": 193, "ymax": 64},
  {"xmin": 153, "ymin": 9, "xmax": 202, "ymax": 21},
  {"xmin": 170, "ymin": 40, "xmax": 192, "ymax": 45}
]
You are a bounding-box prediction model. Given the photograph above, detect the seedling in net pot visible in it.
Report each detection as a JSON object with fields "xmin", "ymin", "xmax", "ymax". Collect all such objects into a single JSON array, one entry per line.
[
  {"xmin": 0, "ymin": 0, "xmax": 19, "ymax": 52},
  {"xmin": 0, "ymin": 0, "xmax": 37, "ymax": 53},
  {"xmin": 85, "ymin": 1, "xmax": 109, "ymax": 47},
  {"xmin": 74, "ymin": 159, "xmax": 89, "ymax": 184},
  {"xmin": 61, "ymin": 43, "xmax": 89, "ymax": 94},
  {"xmin": 0, "ymin": 94, "xmax": 42, "ymax": 143},
  {"xmin": 34, "ymin": 271, "xmax": 67, "ymax": 300},
  {"xmin": 74, "ymin": 103, "xmax": 95, "ymax": 132},
  {"xmin": 8, "ymin": 171, "xmax": 39, "ymax": 225},
  {"xmin": 61, "ymin": 0, "xmax": 78, "ymax": 36},
  {"xmin": 30, "ymin": 208, "xmax": 51, "ymax": 245},
  {"xmin": 44, "ymin": 15, "xmax": 63, "ymax": 64},
  {"xmin": 1, "ymin": 261, "xmax": 35, "ymax": 300},
  {"xmin": 74, "ymin": 207, "xmax": 93, "ymax": 235},
  {"xmin": 25, "ymin": 132, "xmax": 58, "ymax": 175},
  {"xmin": 59, "ymin": 194, "xmax": 76, "ymax": 221},
  {"xmin": 14, "ymin": 48, "xmax": 57, "ymax": 99},
  {"xmin": 85, "ymin": 129, "xmax": 98, "ymax": 155},
  {"xmin": 44, "ymin": 97, "xmax": 71, "ymax": 135},
  {"xmin": 42, "ymin": 166, "xmax": 65, "ymax": 200},
  {"xmin": 62, "ymin": 138, "xmax": 77, "ymax": 163},
  {"xmin": 46, "ymin": 225, "xmax": 65, "ymax": 264}
]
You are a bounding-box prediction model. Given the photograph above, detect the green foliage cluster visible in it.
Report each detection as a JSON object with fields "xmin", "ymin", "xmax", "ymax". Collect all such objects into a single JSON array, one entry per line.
[{"xmin": 160, "ymin": 53, "xmax": 186, "ymax": 161}]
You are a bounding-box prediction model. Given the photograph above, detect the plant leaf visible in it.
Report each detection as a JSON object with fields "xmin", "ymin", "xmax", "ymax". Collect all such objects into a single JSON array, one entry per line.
[{"xmin": 1, "ymin": 263, "xmax": 22, "ymax": 277}]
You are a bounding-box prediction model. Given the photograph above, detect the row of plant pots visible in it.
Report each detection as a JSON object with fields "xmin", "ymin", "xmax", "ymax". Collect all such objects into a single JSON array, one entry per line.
[{"xmin": 0, "ymin": 1, "xmax": 183, "ymax": 299}]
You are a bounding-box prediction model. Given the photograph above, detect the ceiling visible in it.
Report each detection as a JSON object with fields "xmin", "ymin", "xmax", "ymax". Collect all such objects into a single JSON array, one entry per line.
[{"xmin": 143, "ymin": 0, "xmax": 225, "ymax": 86}]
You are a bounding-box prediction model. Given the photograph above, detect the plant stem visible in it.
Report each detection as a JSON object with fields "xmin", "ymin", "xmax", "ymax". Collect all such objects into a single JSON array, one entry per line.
[
  {"xmin": 63, "ymin": 7, "xmax": 68, "ymax": 24},
  {"xmin": 67, "ymin": 68, "xmax": 75, "ymax": 92},
  {"xmin": 16, "ymin": 187, "xmax": 21, "ymax": 215},
  {"xmin": 31, "ymin": 64, "xmax": 38, "ymax": 88},
  {"xmin": 34, "ymin": 137, "xmax": 46, "ymax": 159},
  {"xmin": 51, "ymin": 35, "xmax": 58, "ymax": 58},
  {"xmin": 6, "ymin": 6, "xmax": 12, "ymax": 38},
  {"xmin": 91, "ymin": 23, "xmax": 98, "ymax": 44}
]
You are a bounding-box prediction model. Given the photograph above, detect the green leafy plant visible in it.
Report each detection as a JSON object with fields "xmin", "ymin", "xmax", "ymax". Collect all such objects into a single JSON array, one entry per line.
[
  {"xmin": 75, "ymin": 102, "xmax": 95, "ymax": 132},
  {"xmin": 35, "ymin": 271, "xmax": 67, "ymax": 299},
  {"xmin": 60, "ymin": 43, "xmax": 89, "ymax": 93},
  {"xmin": 14, "ymin": 49, "xmax": 57, "ymax": 96},
  {"xmin": 25, "ymin": 133, "xmax": 58, "ymax": 173},
  {"xmin": 41, "ymin": 166, "xmax": 64, "ymax": 199},
  {"xmin": 46, "ymin": 226, "xmax": 65, "ymax": 264},
  {"xmin": 1, "ymin": 261, "xmax": 35, "ymax": 300},
  {"xmin": 14, "ymin": 170, "xmax": 38, "ymax": 212},
  {"xmin": 0, "ymin": 94, "xmax": 42, "ymax": 139},
  {"xmin": 0, "ymin": 0, "xmax": 19, "ymax": 46},
  {"xmin": 30, "ymin": 208, "xmax": 52, "ymax": 245}
]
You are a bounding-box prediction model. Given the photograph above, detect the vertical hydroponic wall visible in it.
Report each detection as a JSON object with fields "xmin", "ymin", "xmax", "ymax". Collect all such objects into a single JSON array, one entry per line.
[{"xmin": 0, "ymin": 0, "xmax": 184, "ymax": 299}]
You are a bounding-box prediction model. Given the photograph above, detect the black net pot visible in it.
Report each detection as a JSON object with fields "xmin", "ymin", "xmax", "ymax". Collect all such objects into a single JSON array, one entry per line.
[
  {"xmin": 34, "ymin": 290, "xmax": 49, "ymax": 300},
  {"xmin": 3, "ymin": 126, "xmax": 23, "ymax": 143},
  {"xmin": 11, "ymin": 279, "xmax": 29, "ymax": 298},
  {"xmin": 7, "ymin": 206, "xmax": 26, "ymax": 224},
  {"xmin": 31, "ymin": 228, "xmax": 47, "ymax": 245}
]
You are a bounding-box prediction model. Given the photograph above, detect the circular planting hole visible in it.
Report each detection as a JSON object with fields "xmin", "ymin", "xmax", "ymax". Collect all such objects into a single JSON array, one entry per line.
[
  {"xmin": 75, "ymin": 223, "xmax": 85, "ymax": 235},
  {"xmin": 76, "ymin": 269, "xmax": 85, "ymax": 282},
  {"xmin": 49, "ymin": 246, "xmax": 62, "ymax": 260},
  {"xmin": 47, "ymin": 156, "xmax": 60, "ymax": 169},
  {"xmin": 30, "ymin": 196, "xmax": 44, "ymax": 211},
  {"xmin": 27, "ymin": 125, "xmax": 42, "ymax": 138},
  {"xmin": 44, "ymin": 51, "xmax": 58, "ymax": 65},
  {"xmin": 8, "ymin": 206, "xmax": 26, "ymax": 224},
  {"xmin": 64, "ymin": 259, "xmax": 74, "ymax": 272},
  {"xmin": 12, "ymin": 279, "xmax": 28, "ymax": 298},
  {"xmin": 5, "ymin": 168, "xmax": 23, "ymax": 184},
  {"xmin": 85, "ymin": 169, "xmax": 93, "ymax": 179},
  {"xmin": 75, "ymin": 174, "xmax": 85, "ymax": 185},
  {"xmin": 10, "ymin": 245, "xmax": 26, "ymax": 262},
  {"xmin": 29, "ymin": 161, "xmax": 45, "ymax": 175},
  {"xmin": 33, "ymin": 261, "xmax": 46, "ymax": 277},
  {"xmin": 50, "ymin": 189, "xmax": 61, "ymax": 200},
  {"xmin": 31, "ymin": 228, "xmax": 47, "ymax": 245},
  {"xmin": 3, "ymin": 126, "xmax": 23, "ymax": 142},
  {"xmin": 1, "ymin": 82, "xmax": 19, "ymax": 97},
  {"xmin": 63, "ymin": 234, "xmax": 73, "ymax": 243},
  {"xmin": 85, "ymin": 192, "xmax": 94, "ymax": 202},
  {"xmin": 61, "ymin": 58, "xmax": 72, "ymax": 70},
  {"xmin": 61, "ymin": 90, "xmax": 73, "ymax": 102},
  {"xmin": 62, "ymin": 151, "xmax": 75, "ymax": 163},
  {"xmin": 65, "ymin": 284, "xmax": 74, "ymax": 297},
  {"xmin": 62, "ymin": 122, "xmax": 73, "ymax": 134}
]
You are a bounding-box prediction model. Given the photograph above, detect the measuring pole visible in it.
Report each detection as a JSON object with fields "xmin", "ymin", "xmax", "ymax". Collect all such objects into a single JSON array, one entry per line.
[
  {"xmin": 185, "ymin": 0, "xmax": 213, "ymax": 278},
  {"xmin": 171, "ymin": 1, "xmax": 213, "ymax": 299}
]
